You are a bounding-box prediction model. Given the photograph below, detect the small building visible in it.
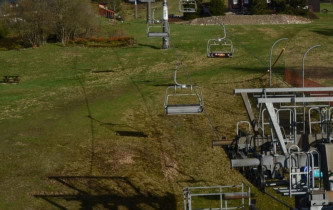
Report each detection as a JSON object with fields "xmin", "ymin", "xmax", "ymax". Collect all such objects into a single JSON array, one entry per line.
[{"xmin": 98, "ymin": 3, "xmax": 116, "ymax": 19}]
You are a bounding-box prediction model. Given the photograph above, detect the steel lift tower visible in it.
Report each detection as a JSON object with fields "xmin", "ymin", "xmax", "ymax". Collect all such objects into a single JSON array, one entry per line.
[{"xmin": 162, "ymin": 0, "xmax": 169, "ymax": 49}]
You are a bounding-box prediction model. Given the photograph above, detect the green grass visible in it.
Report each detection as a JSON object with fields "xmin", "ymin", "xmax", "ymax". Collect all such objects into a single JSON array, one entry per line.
[{"xmin": 0, "ymin": 3, "xmax": 333, "ymax": 210}]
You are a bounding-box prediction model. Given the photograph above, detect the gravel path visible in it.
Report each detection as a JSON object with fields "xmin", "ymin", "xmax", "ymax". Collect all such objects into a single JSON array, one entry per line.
[{"xmin": 186, "ymin": 14, "xmax": 311, "ymax": 25}]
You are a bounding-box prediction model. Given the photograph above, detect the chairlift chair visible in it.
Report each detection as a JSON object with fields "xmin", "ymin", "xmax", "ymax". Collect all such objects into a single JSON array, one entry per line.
[
  {"xmin": 207, "ymin": 24, "xmax": 234, "ymax": 58},
  {"xmin": 147, "ymin": 8, "xmax": 170, "ymax": 38},
  {"xmin": 164, "ymin": 85, "xmax": 204, "ymax": 115},
  {"xmin": 164, "ymin": 65, "xmax": 204, "ymax": 115},
  {"xmin": 147, "ymin": 21, "xmax": 170, "ymax": 38},
  {"xmin": 179, "ymin": 0, "xmax": 197, "ymax": 13}
]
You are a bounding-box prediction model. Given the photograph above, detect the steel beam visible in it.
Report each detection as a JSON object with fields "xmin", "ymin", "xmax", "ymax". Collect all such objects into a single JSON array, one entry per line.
[
  {"xmin": 231, "ymin": 158, "xmax": 260, "ymax": 168},
  {"xmin": 241, "ymin": 93, "xmax": 258, "ymax": 134},
  {"xmin": 258, "ymin": 97, "xmax": 333, "ymax": 104},
  {"xmin": 234, "ymin": 87, "xmax": 333, "ymax": 94},
  {"xmin": 265, "ymin": 102, "xmax": 288, "ymax": 155}
]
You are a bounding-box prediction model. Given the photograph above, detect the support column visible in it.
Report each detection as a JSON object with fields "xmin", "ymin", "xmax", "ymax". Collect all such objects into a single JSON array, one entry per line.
[
  {"xmin": 162, "ymin": 0, "xmax": 169, "ymax": 49},
  {"xmin": 240, "ymin": 92, "xmax": 258, "ymax": 134},
  {"xmin": 134, "ymin": 0, "xmax": 138, "ymax": 19},
  {"xmin": 147, "ymin": 1, "xmax": 151, "ymax": 23},
  {"xmin": 266, "ymin": 102, "xmax": 288, "ymax": 155}
]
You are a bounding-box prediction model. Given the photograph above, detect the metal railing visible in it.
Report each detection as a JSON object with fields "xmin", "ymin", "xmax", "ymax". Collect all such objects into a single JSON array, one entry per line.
[{"xmin": 183, "ymin": 182, "xmax": 251, "ymax": 210}]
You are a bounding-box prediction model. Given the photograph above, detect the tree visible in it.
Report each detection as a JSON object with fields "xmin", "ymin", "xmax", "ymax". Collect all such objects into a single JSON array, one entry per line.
[
  {"xmin": 2, "ymin": 0, "xmax": 54, "ymax": 46},
  {"xmin": 210, "ymin": 0, "xmax": 226, "ymax": 16},
  {"xmin": 106, "ymin": 0, "xmax": 122, "ymax": 14},
  {"xmin": 271, "ymin": 0, "xmax": 287, "ymax": 13},
  {"xmin": 1, "ymin": 0, "xmax": 99, "ymax": 46},
  {"xmin": 251, "ymin": 0, "xmax": 267, "ymax": 14},
  {"xmin": 288, "ymin": 0, "xmax": 308, "ymax": 15},
  {"xmin": 271, "ymin": 0, "xmax": 308, "ymax": 15},
  {"xmin": 53, "ymin": 0, "xmax": 99, "ymax": 45}
]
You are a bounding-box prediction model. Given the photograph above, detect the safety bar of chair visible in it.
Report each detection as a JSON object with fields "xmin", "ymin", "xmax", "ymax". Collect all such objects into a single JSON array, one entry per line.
[{"xmin": 164, "ymin": 85, "xmax": 203, "ymax": 108}]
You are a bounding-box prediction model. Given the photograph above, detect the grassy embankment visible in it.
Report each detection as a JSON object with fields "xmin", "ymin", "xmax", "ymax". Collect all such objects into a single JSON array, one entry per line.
[{"xmin": 0, "ymin": 2, "xmax": 332, "ymax": 210}]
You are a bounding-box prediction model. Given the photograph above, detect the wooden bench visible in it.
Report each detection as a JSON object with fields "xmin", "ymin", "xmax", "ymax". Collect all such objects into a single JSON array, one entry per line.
[{"xmin": 3, "ymin": 76, "xmax": 19, "ymax": 83}]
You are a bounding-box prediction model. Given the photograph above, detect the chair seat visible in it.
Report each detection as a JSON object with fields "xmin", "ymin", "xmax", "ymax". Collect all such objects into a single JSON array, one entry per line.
[
  {"xmin": 148, "ymin": 32, "xmax": 169, "ymax": 38},
  {"xmin": 166, "ymin": 104, "xmax": 203, "ymax": 115}
]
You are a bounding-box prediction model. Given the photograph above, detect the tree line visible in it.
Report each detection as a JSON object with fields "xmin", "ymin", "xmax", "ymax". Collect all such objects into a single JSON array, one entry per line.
[
  {"xmin": 1, "ymin": 0, "xmax": 99, "ymax": 47},
  {"xmin": 251, "ymin": 0, "xmax": 309, "ymax": 15},
  {"xmin": 183, "ymin": 0, "xmax": 310, "ymax": 19}
]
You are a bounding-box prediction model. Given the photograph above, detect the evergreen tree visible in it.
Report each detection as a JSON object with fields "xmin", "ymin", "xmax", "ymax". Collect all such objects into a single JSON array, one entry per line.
[
  {"xmin": 271, "ymin": 0, "xmax": 287, "ymax": 13},
  {"xmin": 251, "ymin": 0, "xmax": 267, "ymax": 14},
  {"xmin": 288, "ymin": 0, "xmax": 308, "ymax": 15},
  {"xmin": 210, "ymin": 0, "xmax": 225, "ymax": 16},
  {"xmin": 271, "ymin": 0, "xmax": 309, "ymax": 15}
]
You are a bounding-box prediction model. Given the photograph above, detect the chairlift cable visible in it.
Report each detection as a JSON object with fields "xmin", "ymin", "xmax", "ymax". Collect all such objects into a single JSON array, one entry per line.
[
  {"xmin": 228, "ymin": 32, "xmax": 269, "ymax": 69},
  {"xmin": 206, "ymin": 10, "xmax": 269, "ymax": 68},
  {"xmin": 203, "ymin": 108, "xmax": 222, "ymax": 140},
  {"xmin": 165, "ymin": 9, "xmax": 282, "ymax": 141},
  {"xmin": 168, "ymin": 34, "xmax": 222, "ymax": 140},
  {"xmin": 112, "ymin": 46, "xmax": 178, "ymax": 194},
  {"xmin": 206, "ymin": 11, "xmax": 292, "ymax": 88}
]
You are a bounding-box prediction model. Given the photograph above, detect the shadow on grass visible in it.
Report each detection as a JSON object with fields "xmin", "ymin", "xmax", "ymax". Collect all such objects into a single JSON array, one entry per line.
[
  {"xmin": 0, "ymin": 36, "xmax": 24, "ymax": 50},
  {"xmin": 153, "ymin": 83, "xmax": 176, "ymax": 87},
  {"xmin": 312, "ymin": 28, "xmax": 333, "ymax": 36},
  {"xmin": 132, "ymin": 80, "xmax": 175, "ymax": 87},
  {"xmin": 91, "ymin": 70, "xmax": 115, "ymax": 73},
  {"xmin": 159, "ymin": 166, "xmax": 209, "ymax": 187},
  {"xmin": 115, "ymin": 130, "xmax": 148, "ymax": 137},
  {"xmin": 88, "ymin": 116, "xmax": 148, "ymax": 138},
  {"xmin": 211, "ymin": 67, "xmax": 267, "ymax": 85},
  {"xmin": 34, "ymin": 176, "xmax": 176, "ymax": 209},
  {"xmin": 137, "ymin": 43, "xmax": 161, "ymax": 50}
]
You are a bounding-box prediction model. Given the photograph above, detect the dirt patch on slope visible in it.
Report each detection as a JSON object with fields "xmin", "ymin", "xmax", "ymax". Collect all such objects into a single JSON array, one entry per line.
[{"xmin": 184, "ymin": 14, "xmax": 311, "ymax": 25}]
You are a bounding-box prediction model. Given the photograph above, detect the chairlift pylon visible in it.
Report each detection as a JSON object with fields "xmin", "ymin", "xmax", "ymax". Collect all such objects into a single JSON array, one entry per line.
[
  {"xmin": 207, "ymin": 24, "xmax": 234, "ymax": 58},
  {"xmin": 164, "ymin": 64, "xmax": 204, "ymax": 115},
  {"xmin": 179, "ymin": 0, "xmax": 197, "ymax": 13}
]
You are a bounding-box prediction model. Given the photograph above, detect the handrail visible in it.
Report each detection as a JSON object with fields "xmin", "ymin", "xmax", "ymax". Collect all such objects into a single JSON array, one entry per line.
[
  {"xmin": 183, "ymin": 182, "xmax": 251, "ymax": 210},
  {"xmin": 288, "ymin": 144, "xmax": 300, "ymax": 154},
  {"xmin": 309, "ymin": 107, "xmax": 327, "ymax": 134},
  {"xmin": 236, "ymin": 121, "xmax": 251, "ymax": 136}
]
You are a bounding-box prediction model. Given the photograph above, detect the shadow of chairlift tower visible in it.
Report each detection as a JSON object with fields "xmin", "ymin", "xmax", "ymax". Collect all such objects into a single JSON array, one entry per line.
[{"xmin": 87, "ymin": 116, "xmax": 148, "ymax": 138}]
